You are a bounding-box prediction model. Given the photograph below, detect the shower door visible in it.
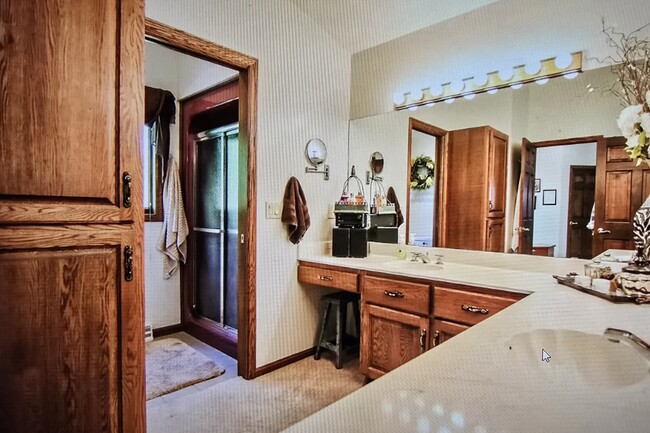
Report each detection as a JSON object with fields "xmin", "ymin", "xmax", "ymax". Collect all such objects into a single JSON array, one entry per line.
[{"xmin": 193, "ymin": 125, "xmax": 239, "ymax": 330}]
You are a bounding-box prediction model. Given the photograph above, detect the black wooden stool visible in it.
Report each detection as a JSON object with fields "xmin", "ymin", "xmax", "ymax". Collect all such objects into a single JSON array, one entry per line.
[{"xmin": 314, "ymin": 291, "xmax": 361, "ymax": 369}]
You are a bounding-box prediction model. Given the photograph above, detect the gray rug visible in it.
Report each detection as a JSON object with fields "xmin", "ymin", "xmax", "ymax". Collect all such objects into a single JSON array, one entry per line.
[{"xmin": 146, "ymin": 337, "xmax": 225, "ymax": 400}]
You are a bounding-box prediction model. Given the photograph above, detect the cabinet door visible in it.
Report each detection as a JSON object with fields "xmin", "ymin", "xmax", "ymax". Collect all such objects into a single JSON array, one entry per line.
[
  {"xmin": 0, "ymin": 225, "xmax": 144, "ymax": 433},
  {"xmin": 432, "ymin": 319, "xmax": 469, "ymax": 346},
  {"xmin": 487, "ymin": 129, "xmax": 508, "ymax": 219},
  {"xmin": 0, "ymin": 0, "xmax": 143, "ymax": 224},
  {"xmin": 360, "ymin": 303, "xmax": 429, "ymax": 379},
  {"xmin": 486, "ymin": 218, "xmax": 505, "ymax": 252}
]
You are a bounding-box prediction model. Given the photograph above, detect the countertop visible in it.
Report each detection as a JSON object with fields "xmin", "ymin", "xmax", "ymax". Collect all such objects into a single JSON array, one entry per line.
[{"xmin": 286, "ymin": 246, "xmax": 650, "ymax": 433}]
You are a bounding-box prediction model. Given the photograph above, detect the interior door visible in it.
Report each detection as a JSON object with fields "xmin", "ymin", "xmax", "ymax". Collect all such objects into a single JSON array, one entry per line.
[
  {"xmin": 518, "ymin": 138, "xmax": 536, "ymax": 254},
  {"xmin": 593, "ymin": 136, "xmax": 650, "ymax": 255},
  {"xmin": 566, "ymin": 166, "xmax": 596, "ymax": 258},
  {"xmin": 0, "ymin": 0, "xmax": 142, "ymax": 225}
]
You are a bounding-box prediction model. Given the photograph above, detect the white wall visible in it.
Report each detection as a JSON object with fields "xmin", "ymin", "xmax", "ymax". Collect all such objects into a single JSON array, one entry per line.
[
  {"xmin": 533, "ymin": 143, "xmax": 597, "ymax": 258},
  {"xmin": 408, "ymin": 131, "xmax": 436, "ymax": 246},
  {"xmin": 146, "ymin": 0, "xmax": 352, "ymax": 367},
  {"xmin": 144, "ymin": 41, "xmax": 238, "ymax": 330},
  {"xmin": 350, "ymin": 0, "xmax": 650, "ymax": 119}
]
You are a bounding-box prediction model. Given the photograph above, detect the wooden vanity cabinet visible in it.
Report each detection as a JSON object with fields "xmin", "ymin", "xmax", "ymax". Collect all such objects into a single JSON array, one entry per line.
[
  {"xmin": 297, "ymin": 262, "xmax": 359, "ymax": 292},
  {"xmin": 360, "ymin": 273, "xmax": 431, "ymax": 379},
  {"xmin": 442, "ymin": 126, "xmax": 508, "ymax": 252}
]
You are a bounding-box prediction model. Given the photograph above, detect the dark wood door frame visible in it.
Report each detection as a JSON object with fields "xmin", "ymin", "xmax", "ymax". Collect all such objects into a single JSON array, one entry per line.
[
  {"xmin": 566, "ymin": 165, "xmax": 596, "ymax": 258},
  {"xmin": 406, "ymin": 118, "xmax": 447, "ymax": 246},
  {"xmin": 145, "ymin": 18, "xmax": 258, "ymax": 380},
  {"xmin": 517, "ymin": 135, "xmax": 601, "ymax": 256}
]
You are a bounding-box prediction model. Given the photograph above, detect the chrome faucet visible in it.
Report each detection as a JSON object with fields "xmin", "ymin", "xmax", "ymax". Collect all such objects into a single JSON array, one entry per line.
[
  {"xmin": 604, "ymin": 328, "xmax": 650, "ymax": 362},
  {"xmin": 410, "ymin": 252, "xmax": 431, "ymax": 263}
]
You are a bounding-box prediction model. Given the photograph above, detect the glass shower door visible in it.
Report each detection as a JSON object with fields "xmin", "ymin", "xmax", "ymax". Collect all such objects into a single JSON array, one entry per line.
[{"xmin": 192, "ymin": 125, "xmax": 238, "ymax": 328}]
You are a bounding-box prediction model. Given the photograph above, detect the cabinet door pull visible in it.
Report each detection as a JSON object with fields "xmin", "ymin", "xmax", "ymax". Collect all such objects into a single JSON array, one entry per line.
[
  {"xmin": 124, "ymin": 246, "xmax": 134, "ymax": 282},
  {"xmin": 419, "ymin": 329, "xmax": 427, "ymax": 352},
  {"xmin": 122, "ymin": 172, "xmax": 132, "ymax": 208},
  {"xmin": 462, "ymin": 304, "xmax": 489, "ymax": 314},
  {"xmin": 432, "ymin": 330, "xmax": 440, "ymax": 347},
  {"xmin": 318, "ymin": 275, "xmax": 333, "ymax": 281},
  {"xmin": 384, "ymin": 290, "xmax": 404, "ymax": 298},
  {"xmin": 489, "ymin": 200, "xmax": 494, "ymax": 211}
]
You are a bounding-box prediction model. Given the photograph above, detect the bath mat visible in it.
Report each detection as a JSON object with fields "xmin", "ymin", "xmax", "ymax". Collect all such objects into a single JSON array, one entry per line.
[{"xmin": 146, "ymin": 337, "xmax": 225, "ymax": 400}]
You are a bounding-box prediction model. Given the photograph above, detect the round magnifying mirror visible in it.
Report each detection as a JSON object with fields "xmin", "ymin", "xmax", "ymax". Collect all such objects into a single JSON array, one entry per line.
[
  {"xmin": 305, "ymin": 138, "xmax": 327, "ymax": 167},
  {"xmin": 370, "ymin": 151, "xmax": 384, "ymax": 175}
]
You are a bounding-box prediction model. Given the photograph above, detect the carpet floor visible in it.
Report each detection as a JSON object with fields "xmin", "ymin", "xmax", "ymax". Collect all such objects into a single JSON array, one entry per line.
[
  {"xmin": 147, "ymin": 353, "xmax": 364, "ymax": 433},
  {"xmin": 146, "ymin": 337, "xmax": 225, "ymax": 400}
]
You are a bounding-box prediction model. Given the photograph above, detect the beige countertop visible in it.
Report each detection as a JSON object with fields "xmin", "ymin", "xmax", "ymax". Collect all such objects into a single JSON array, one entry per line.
[{"xmin": 286, "ymin": 245, "xmax": 650, "ymax": 433}]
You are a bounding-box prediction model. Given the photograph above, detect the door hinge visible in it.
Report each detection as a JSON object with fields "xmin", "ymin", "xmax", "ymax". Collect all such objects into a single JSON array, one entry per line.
[{"xmin": 124, "ymin": 245, "xmax": 134, "ymax": 281}]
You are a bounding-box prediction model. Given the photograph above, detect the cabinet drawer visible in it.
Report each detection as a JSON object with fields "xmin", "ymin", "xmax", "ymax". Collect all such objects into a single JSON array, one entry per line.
[
  {"xmin": 363, "ymin": 275, "xmax": 430, "ymax": 315},
  {"xmin": 434, "ymin": 286, "xmax": 519, "ymax": 325},
  {"xmin": 298, "ymin": 264, "xmax": 358, "ymax": 292}
]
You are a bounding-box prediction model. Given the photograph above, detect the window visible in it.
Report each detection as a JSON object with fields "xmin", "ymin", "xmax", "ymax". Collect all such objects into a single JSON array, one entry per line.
[{"xmin": 143, "ymin": 123, "xmax": 163, "ymax": 221}]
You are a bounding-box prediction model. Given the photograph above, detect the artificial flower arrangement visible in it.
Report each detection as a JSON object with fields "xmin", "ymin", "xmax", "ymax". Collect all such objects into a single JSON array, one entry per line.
[
  {"xmin": 604, "ymin": 21, "xmax": 650, "ymax": 165},
  {"xmin": 410, "ymin": 155, "xmax": 435, "ymax": 190}
]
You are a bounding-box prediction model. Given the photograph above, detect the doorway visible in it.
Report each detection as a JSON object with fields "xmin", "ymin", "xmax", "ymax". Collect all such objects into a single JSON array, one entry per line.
[
  {"xmin": 405, "ymin": 118, "xmax": 447, "ymax": 247},
  {"xmin": 145, "ymin": 18, "xmax": 258, "ymax": 379}
]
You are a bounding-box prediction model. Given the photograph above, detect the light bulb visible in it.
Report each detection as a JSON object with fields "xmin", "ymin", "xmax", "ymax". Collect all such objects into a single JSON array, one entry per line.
[
  {"xmin": 535, "ymin": 77, "xmax": 549, "ymax": 85},
  {"xmin": 429, "ymin": 83, "xmax": 443, "ymax": 97},
  {"xmin": 563, "ymin": 71, "xmax": 579, "ymax": 79},
  {"xmin": 524, "ymin": 61, "xmax": 541, "ymax": 76},
  {"xmin": 555, "ymin": 52, "xmax": 573, "ymax": 69},
  {"xmin": 408, "ymin": 105, "xmax": 419, "ymax": 111},
  {"xmin": 487, "ymin": 88, "xmax": 499, "ymax": 95},
  {"xmin": 425, "ymin": 102, "xmax": 436, "ymax": 107},
  {"xmin": 410, "ymin": 88, "xmax": 423, "ymax": 101},
  {"xmin": 450, "ymin": 80, "xmax": 465, "ymax": 93},
  {"xmin": 498, "ymin": 68, "xmax": 514, "ymax": 81},
  {"xmin": 444, "ymin": 98, "xmax": 455, "ymax": 104},
  {"xmin": 473, "ymin": 72, "xmax": 489, "ymax": 87},
  {"xmin": 393, "ymin": 92, "xmax": 406, "ymax": 105},
  {"xmin": 463, "ymin": 93, "xmax": 476, "ymax": 100},
  {"xmin": 510, "ymin": 82, "xmax": 523, "ymax": 90}
]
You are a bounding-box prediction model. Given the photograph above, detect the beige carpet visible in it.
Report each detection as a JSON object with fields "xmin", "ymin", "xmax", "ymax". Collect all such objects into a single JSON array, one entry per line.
[
  {"xmin": 146, "ymin": 337, "xmax": 225, "ymax": 400},
  {"xmin": 147, "ymin": 354, "xmax": 365, "ymax": 433}
]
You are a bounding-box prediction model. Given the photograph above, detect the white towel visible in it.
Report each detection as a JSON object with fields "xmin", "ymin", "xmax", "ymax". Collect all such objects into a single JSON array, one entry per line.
[
  {"xmin": 158, "ymin": 159, "xmax": 189, "ymax": 279},
  {"xmin": 511, "ymin": 174, "xmax": 521, "ymax": 252}
]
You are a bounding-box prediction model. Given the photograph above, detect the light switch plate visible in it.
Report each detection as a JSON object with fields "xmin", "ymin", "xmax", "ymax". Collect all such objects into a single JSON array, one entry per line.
[
  {"xmin": 266, "ymin": 202, "xmax": 282, "ymax": 219},
  {"xmin": 327, "ymin": 203, "xmax": 335, "ymax": 219}
]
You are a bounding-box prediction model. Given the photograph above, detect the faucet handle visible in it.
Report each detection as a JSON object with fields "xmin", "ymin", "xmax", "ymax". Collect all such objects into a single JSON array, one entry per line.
[{"xmin": 434, "ymin": 254, "xmax": 444, "ymax": 265}]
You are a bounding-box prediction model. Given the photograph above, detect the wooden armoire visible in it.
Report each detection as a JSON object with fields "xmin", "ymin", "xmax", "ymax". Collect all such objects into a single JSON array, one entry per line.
[
  {"xmin": 441, "ymin": 126, "xmax": 508, "ymax": 252},
  {"xmin": 0, "ymin": 1, "xmax": 145, "ymax": 432}
]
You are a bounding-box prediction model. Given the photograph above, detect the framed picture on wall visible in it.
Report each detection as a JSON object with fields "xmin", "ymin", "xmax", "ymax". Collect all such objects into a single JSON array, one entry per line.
[
  {"xmin": 534, "ymin": 178, "xmax": 541, "ymax": 193},
  {"xmin": 542, "ymin": 189, "xmax": 557, "ymax": 206}
]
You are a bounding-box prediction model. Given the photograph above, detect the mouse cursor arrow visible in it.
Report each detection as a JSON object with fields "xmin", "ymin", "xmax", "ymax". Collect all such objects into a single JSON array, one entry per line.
[{"xmin": 542, "ymin": 349, "xmax": 551, "ymax": 363}]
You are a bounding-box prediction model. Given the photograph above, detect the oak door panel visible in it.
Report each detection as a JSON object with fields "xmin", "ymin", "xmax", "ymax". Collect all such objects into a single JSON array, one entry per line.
[
  {"xmin": 432, "ymin": 319, "xmax": 469, "ymax": 346},
  {"xmin": 360, "ymin": 303, "xmax": 428, "ymax": 379},
  {"xmin": 0, "ymin": 226, "xmax": 144, "ymax": 433},
  {"xmin": 486, "ymin": 218, "xmax": 505, "ymax": 253},
  {"xmin": 518, "ymin": 138, "xmax": 536, "ymax": 254},
  {"xmin": 487, "ymin": 129, "xmax": 508, "ymax": 219},
  {"xmin": 594, "ymin": 136, "xmax": 647, "ymax": 255},
  {"xmin": 0, "ymin": 0, "xmax": 143, "ymax": 224},
  {"xmin": 566, "ymin": 166, "xmax": 596, "ymax": 259}
]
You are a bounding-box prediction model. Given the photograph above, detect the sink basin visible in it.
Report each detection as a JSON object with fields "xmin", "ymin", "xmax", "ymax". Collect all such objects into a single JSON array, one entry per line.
[
  {"xmin": 505, "ymin": 329, "xmax": 650, "ymax": 391},
  {"xmin": 380, "ymin": 260, "xmax": 443, "ymax": 271}
]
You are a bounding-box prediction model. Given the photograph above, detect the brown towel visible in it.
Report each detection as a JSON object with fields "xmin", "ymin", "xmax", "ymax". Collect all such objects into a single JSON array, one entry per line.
[
  {"xmin": 387, "ymin": 187, "xmax": 404, "ymax": 227},
  {"xmin": 281, "ymin": 177, "xmax": 311, "ymax": 244}
]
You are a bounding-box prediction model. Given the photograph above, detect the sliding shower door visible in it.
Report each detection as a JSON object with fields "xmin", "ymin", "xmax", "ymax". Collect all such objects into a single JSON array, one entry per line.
[{"xmin": 193, "ymin": 125, "xmax": 239, "ymax": 330}]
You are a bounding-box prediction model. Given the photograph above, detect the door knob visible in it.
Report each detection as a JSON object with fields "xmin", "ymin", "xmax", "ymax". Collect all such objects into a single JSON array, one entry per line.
[
  {"xmin": 520, "ymin": 227, "xmax": 530, "ymax": 232},
  {"xmin": 597, "ymin": 228, "xmax": 611, "ymax": 234},
  {"xmin": 569, "ymin": 221, "xmax": 579, "ymax": 226}
]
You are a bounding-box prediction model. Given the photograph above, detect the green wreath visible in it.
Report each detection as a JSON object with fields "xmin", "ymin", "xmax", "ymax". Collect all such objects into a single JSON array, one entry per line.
[{"xmin": 410, "ymin": 155, "xmax": 435, "ymax": 190}]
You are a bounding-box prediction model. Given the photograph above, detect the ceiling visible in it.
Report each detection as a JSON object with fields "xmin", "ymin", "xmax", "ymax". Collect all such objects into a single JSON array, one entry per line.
[{"xmin": 288, "ymin": 0, "xmax": 500, "ymax": 53}]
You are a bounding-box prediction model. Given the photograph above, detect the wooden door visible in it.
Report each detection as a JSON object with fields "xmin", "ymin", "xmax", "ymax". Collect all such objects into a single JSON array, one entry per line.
[
  {"xmin": 360, "ymin": 303, "xmax": 429, "ymax": 379},
  {"xmin": 0, "ymin": 0, "xmax": 142, "ymax": 225},
  {"xmin": 486, "ymin": 218, "xmax": 505, "ymax": 252},
  {"xmin": 431, "ymin": 319, "xmax": 469, "ymax": 347},
  {"xmin": 0, "ymin": 226, "xmax": 144, "ymax": 433},
  {"xmin": 518, "ymin": 138, "xmax": 536, "ymax": 254},
  {"xmin": 566, "ymin": 166, "xmax": 596, "ymax": 258},
  {"xmin": 487, "ymin": 129, "xmax": 508, "ymax": 219},
  {"xmin": 0, "ymin": 1, "xmax": 145, "ymax": 432},
  {"xmin": 593, "ymin": 136, "xmax": 650, "ymax": 255}
]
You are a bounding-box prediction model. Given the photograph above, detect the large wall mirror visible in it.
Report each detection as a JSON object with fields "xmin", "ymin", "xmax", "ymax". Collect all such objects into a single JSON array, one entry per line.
[{"xmin": 348, "ymin": 64, "xmax": 631, "ymax": 258}]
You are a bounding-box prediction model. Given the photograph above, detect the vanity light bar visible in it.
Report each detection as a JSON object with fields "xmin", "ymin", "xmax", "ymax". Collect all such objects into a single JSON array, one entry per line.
[{"xmin": 394, "ymin": 51, "xmax": 583, "ymax": 111}]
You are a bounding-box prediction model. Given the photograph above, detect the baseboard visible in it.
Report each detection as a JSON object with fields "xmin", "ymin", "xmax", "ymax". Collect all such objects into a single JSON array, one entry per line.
[
  {"xmin": 254, "ymin": 346, "xmax": 316, "ymax": 378},
  {"xmin": 152, "ymin": 323, "xmax": 183, "ymax": 338}
]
